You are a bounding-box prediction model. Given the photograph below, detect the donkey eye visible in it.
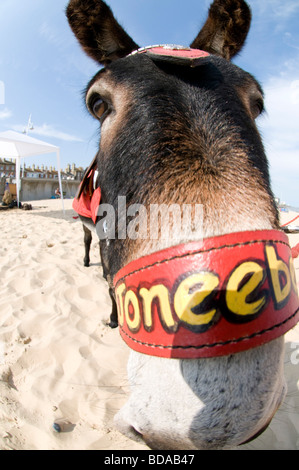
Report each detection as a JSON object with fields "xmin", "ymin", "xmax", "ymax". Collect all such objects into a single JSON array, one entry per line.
[
  {"xmin": 89, "ymin": 95, "xmax": 108, "ymax": 120},
  {"xmin": 252, "ymin": 98, "xmax": 264, "ymax": 119},
  {"xmin": 250, "ymin": 94, "xmax": 264, "ymax": 120}
]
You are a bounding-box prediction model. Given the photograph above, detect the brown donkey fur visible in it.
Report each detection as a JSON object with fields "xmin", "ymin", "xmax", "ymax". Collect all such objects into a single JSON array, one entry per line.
[{"xmin": 67, "ymin": 0, "xmax": 278, "ymax": 286}]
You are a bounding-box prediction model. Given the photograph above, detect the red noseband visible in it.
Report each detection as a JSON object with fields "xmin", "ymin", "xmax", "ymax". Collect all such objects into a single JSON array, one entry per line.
[{"xmin": 114, "ymin": 230, "xmax": 299, "ymax": 358}]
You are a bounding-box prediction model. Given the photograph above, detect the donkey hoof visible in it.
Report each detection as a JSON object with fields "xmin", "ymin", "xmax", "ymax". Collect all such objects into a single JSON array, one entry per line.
[{"xmin": 108, "ymin": 319, "xmax": 118, "ymax": 329}]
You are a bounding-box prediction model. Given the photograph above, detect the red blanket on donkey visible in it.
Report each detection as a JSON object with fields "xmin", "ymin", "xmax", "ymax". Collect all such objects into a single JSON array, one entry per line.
[{"xmin": 72, "ymin": 155, "xmax": 101, "ymax": 224}]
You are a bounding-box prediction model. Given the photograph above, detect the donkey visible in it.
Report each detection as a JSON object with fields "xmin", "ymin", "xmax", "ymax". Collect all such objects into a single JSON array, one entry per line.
[
  {"xmin": 77, "ymin": 163, "xmax": 100, "ymax": 268},
  {"xmin": 67, "ymin": 0, "xmax": 299, "ymax": 450},
  {"xmin": 74, "ymin": 158, "xmax": 119, "ymax": 327},
  {"xmin": 82, "ymin": 223, "xmax": 94, "ymax": 268}
]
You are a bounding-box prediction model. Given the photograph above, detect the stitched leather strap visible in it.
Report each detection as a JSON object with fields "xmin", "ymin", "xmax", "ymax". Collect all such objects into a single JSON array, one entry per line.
[
  {"xmin": 129, "ymin": 45, "xmax": 210, "ymax": 67},
  {"xmin": 114, "ymin": 230, "xmax": 299, "ymax": 358}
]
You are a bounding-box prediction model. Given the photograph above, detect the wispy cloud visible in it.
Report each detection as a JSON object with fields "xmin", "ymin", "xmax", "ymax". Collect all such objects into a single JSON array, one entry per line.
[
  {"xmin": 32, "ymin": 124, "xmax": 83, "ymax": 142},
  {"xmin": 39, "ymin": 21, "xmax": 67, "ymax": 49},
  {"xmin": 250, "ymin": 0, "xmax": 299, "ymax": 36},
  {"xmin": 0, "ymin": 108, "xmax": 12, "ymax": 120},
  {"xmin": 252, "ymin": 0, "xmax": 299, "ymax": 20},
  {"xmin": 12, "ymin": 123, "xmax": 83, "ymax": 142}
]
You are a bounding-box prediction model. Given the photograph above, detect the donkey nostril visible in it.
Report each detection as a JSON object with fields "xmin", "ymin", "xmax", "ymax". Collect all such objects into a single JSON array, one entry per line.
[
  {"xmin": 129, "ymin": 425, "xmax": 144, "ymax": 441},
  {"xmin": 114, "ymin": 410, "xmax": 144, "ymax": 443},
  {"xmin": 239, "ymin": 420, "xmax": 272, "ymax": 446}
]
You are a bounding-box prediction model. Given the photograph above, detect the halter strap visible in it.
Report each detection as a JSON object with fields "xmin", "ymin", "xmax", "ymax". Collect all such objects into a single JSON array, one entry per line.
[
  {"xmin": 128, "ymin": 44, "xmax": 210, "ymax": 67},
  {"xmin": 114, "ymin": 230, "xmax": 299, "ymax": 358}
]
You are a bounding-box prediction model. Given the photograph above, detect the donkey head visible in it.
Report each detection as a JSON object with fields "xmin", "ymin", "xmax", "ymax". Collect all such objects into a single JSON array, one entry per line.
[{"xmin": 67, "ymin": 0, "xmax": 298, "ymax": 449}]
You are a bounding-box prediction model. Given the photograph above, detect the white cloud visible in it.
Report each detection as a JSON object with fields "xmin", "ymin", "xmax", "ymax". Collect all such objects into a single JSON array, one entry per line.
[
  {"xmin": 258, "ymin": 73, "xmax": 299, "ymax": 206},
  {"xmin": 252, "ymin": 0, "xmax": 299, "ymax": 20},
  {"xmin": 0, "ymin": 108, "xmax": 12, "ymax": 120},
  {"xmin": 272, "ymin": 1, "xmax": 299, "ymax": 20},
  {"xmin": 249, "ymin": 0, "xmax": 299, "ymax": 37},
  {"xmin": 12, "ymin": 123, "xmax": 83, "ymax": 142},
  {"xmin": 39, "ymin": 21, "xmax": 57, "ymax": 43},
  {"xmin": 39, "ymin": 21, "xmax": 68, "ymax": 50},
  {"xmin": 32, "ymin": 124, "xmax": 83, "ymax": 142}
]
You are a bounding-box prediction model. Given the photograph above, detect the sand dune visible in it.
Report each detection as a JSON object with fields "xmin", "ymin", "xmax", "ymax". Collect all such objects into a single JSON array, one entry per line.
[{"xmin": 0, "ymin": 199, "xmax": 298, "ymax": 450}]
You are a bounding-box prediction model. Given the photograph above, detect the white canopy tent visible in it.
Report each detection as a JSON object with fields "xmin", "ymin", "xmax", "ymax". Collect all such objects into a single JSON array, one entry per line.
[{"xmin": 0, "ymin": 130, "xmax": 64, "ymax": 211}]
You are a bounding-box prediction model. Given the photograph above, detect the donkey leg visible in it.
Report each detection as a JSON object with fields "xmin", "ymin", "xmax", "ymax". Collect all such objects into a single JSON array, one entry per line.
[
  {"xmin": 99, "ymin": 242, "xmax": 118, "ymax": 328},
  {"xmin": 83, "ymin": 225, "xmax": 92, "ymax": 267},
  {"xmin": 108, "ymin": 287, "xmax": 118, "ymax": 329}
]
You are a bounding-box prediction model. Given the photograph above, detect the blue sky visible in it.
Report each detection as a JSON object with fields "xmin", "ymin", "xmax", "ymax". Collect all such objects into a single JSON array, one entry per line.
[{"xmin": 0, "ymin": 0, "xmax": 298, "ymax": 206}]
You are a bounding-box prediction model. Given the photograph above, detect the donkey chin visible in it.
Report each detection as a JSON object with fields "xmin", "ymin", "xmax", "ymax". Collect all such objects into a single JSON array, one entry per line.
[{"xmin": 115, "ymin": 339, "xmax": 287, "ymax": 450}]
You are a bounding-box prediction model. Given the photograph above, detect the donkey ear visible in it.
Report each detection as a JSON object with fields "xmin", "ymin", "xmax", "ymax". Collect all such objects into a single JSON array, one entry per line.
[
  {"xmin": 66, "ymin": 0, "xmax": 139, "ymax": 65},
  {"xmin": 190, "ymin": 0, "xmax": 251, "ymax": 60}
]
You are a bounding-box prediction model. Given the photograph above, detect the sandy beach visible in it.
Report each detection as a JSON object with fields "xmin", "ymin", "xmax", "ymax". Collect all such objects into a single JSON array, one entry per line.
[{"xmin": 0, "ymin": 199, "xmax": 298, "ymax": 450}]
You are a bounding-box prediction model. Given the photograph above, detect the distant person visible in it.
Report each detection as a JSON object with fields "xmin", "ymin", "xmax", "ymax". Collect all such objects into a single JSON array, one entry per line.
[{"xmin": 2, "ymin": 190, "xmax": 12, "ymax": 206}]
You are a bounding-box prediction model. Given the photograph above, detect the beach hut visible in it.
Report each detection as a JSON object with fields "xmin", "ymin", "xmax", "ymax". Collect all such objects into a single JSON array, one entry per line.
[{"xmin": 0, "ymin": 130, "xmax": 64, "ymax": 211}]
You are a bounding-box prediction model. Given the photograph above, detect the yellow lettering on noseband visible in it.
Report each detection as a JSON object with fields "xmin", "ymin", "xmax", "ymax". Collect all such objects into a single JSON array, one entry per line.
[
  {"xmin": 139, "ymin": 285, "xmax": 177, "ymax": 331},
  {"xmin": 174, "ymin": 272, "xmax": 219, "ymax": 329},
  {"xmin": 116, "ymin": 244, "xmax": 297, "ymax": 336},
  {"xmin": 115, "ymin": 282, "xmax": 126, "ymax": 326},
  {"xmin": 265, "ymin": 245, "xmax": 291, "ymax": 309},
  {"xmin": 226, "ymin": 261, "xmax": 267, "ymax": 317},
  {"xmin": 113, "ymin": 231, "xmax": 299, "ymax": 358},
  {"xmin": 124, "ymin": 289, "xmax": 141, "ymax": 332}
]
